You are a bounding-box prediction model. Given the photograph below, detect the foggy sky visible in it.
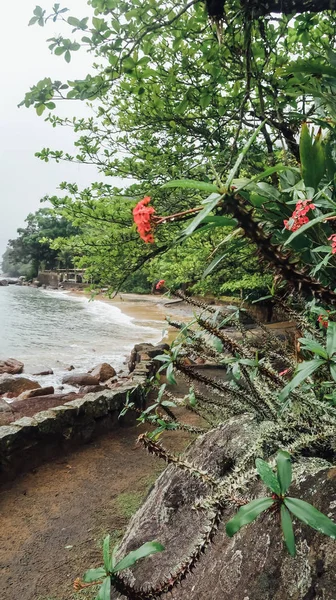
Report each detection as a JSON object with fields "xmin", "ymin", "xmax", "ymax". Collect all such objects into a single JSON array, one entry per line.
[{"xmin": 0, "ymin": 0, "xmax": 121, "ymax": 257}]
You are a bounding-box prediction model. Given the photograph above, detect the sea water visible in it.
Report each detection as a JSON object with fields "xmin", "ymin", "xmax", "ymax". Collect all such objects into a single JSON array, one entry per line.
[{"xmin": 0, "ymin": 286, "xmax": 163, "ymax": 390}]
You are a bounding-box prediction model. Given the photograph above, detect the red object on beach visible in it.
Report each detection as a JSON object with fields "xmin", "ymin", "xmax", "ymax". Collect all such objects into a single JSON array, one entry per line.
[
  {"xmin": 155, "ymin": 279, "xmax": 165, "ymax": 290},
  {"xmin": 133, "ymin": 196, "xmax": 156, "ymax": 243}
]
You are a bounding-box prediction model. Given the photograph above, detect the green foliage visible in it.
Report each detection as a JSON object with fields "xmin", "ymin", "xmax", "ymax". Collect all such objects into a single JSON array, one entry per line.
[
  {"xmin": 226, "ymin": 450, "xmax": 336, "ymax": 556},
  {"xmin": 299, "ymin": 124, "xmax": 326, "ymax": 191},
  {"xmin": 1, "ymin": 208, "xmax": 78, "ymax": 278},
  {"xmin": 18, "ymin": 2, "xmax": 336, "ymax": 295},
  {"xmin": 279, "ymin": 323, "xmax": 336, "ymax": 401},
  {"xmin": 80, "ymin": 536, "xmax": 164, "ymax": 599},
  {"xmin": 226, "ymin": 497, "xmax": 274, "ymax": 537}
]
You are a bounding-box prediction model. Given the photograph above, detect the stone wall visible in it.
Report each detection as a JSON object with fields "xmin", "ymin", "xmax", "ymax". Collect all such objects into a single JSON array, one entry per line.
[
  {"xmin": 0, "ymin": 358, "xmax": 154, "ymax": 484},
  {"xmin": 37, "ymin": 271, "xmax": 59, "ymax": 288}
]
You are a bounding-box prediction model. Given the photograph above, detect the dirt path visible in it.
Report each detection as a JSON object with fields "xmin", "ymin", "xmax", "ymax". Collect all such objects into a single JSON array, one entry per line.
[{"xmin": 0, "ymin": 418, "xmax": 196, "ymax": 600}]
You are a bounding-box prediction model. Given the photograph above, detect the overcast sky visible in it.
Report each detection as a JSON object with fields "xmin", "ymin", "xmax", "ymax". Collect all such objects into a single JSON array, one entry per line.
[{"xmin": 0, "ymin": 0, "xmax": 119, "ymax": 257}]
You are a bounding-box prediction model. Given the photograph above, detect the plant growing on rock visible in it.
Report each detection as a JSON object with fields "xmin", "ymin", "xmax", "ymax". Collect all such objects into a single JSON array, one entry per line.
[
  {"xmin": 226, "ymin": 450, "xmax": 336, "ymax": 556},
  {"xmin": 74, "ymin": 536, "xmax": 164, "ymax": 599}
]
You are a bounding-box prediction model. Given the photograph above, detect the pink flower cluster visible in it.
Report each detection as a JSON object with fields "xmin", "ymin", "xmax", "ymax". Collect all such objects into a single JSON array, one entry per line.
[
  {"xmin": 328, "ymin": 233, "xmax": 336, "ymax": 255},
  {"xmin": 133, "ymin": 196, "xmax": 155, "ymax": 243},
  {"xmin": 155, "ymin": 279, "xmax": 165, "ymax": 290},
  {"xmin": 284, "ymin": 199, "xmax": 315, "ymax": 232}
]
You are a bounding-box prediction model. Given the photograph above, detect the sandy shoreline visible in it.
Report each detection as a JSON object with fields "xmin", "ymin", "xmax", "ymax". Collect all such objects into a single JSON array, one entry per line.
[{"xmin": 69, "ymin": 290, "xmax": 196, "ymax": 344}]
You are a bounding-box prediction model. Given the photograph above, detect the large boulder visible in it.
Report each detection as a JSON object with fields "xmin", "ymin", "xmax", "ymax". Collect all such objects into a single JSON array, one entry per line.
[
  {"xmin": 62, "ymin": 372, "xmax": 99, "ymax": 387},
  {"xmin": 89, "ymin": 362, "xmax": 116, "ymax": 382},
  {"xmin": 0, "ymin": 358, "xmax": 24, "ymax": 375},
  {"xmin": 17, "ymin": 386, "xmax": 54, "ymax": 401},
  {"xmin": 112, "ymin": 415, "xmax": 336, "ymax": 600},
  {"xmin": 0, "ymin": 375, "xmax": 41, "ymax": 397}
]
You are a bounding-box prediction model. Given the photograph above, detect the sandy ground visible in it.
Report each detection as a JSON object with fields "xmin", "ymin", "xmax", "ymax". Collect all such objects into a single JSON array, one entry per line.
[
  {"xmin": 71, "ymin": 290, "xmax": 197, "ymax": 344},
  {"xmin": 0, "ymin": 408, "xmax": 201, "ymax": 600}
]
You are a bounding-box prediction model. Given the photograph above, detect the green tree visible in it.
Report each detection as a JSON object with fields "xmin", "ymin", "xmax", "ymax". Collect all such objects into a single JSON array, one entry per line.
[
  {"xmin": 20, "ymin": 1, "xmax": 336, "ymax": 293},
  {"xmin": 2, "ymin": 208, "xmax": 78, "ymax": 278}
]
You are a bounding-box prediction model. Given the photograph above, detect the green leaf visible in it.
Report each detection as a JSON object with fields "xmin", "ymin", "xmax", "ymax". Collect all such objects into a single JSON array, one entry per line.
[
  {"xmin": 312, "ymin": 245, "xmax": 333, "ymax": 253},
  {"xmin": 161, "ymin": 400, "xmax": 177, "ymax": 407},
  {"xmin": 83, "ymin": 567, "xmax": 106, "ymax": 583},
  {"xmin": 200, "ymin": 93, "xmax": 212, "ymax": 108},
  {"xmin": 234, "ymin": 164, "xmax": 288, "ymax": 192},
  {"xmin": 202, "ymin": 216, "xmax": 237, "ymax": 227},
  {"xmin": 162, "ymin": 179, "xmax": 219, "ymax": 193},
  {"xmin": 157, "ymin": 383, "xmax": 166, "ymax": 403},
  {"xmin": 285, "ymin": 61, "xmax": 336, "ymax": 78},
  {"xmin": 97, "ymin": 576, "xmax": 111, "ymax": 600},
  {"xmin": 330, "ymin": 361, "xmax": 336, "ymax": 383},
  {"xmin": 166, "ymin": 362, "xmax": 176, "ymax": 385},
  {"xmin": 225, "ymin": 497, "xmax": 274, "ymax": 537},
  {"xmin": 299, "ymin": 124, "xmax": 326, "ymax": 190},
  {"xmin": 181, "ymin": 195, "xmax": 224, "ymax": 238},
  {"xmin": 67, "ymin": 16, "xmax": 81, "ymax": 27},
  {"xmin": 225, "ymin": 120, "xmax": 267, "ymax": 189},
  {"xmin": 298, "ymin": 338, "xmax": 328, "ymax": 359},
  {"xmin": 112, "ymin": 541, "xmax": 164, "ymax": 574},
  {"xmin": 64, "ymin": 50, "xmax": 71, "ymax": 63},
  {"xmin": 285, "ymin": 497, "xmax": 336, "ymax": 539},
  {"xmin": 326, "ymin": 322, "xmax": 336, "ymax": 357},
  {"xmin": 36, "ymin": 104, "xmax": 46, "ymax": 116},
  {"xmin": 202, "ymin": 253, "xmax": 227, "ymax": 278},
  {"xmin": 255, "ymin": 459, "xmax": 281, "ymax": 495},
  {"xmin": 276, "ymin": 450, "xmax": 292, "ymax": 495},
  {"xmin": 284, "ymin": 212, "xmax": 335, "ymax": 246},
  {"xmin": 103, "ymin": 535, "xmax": 110, "ymax": 572},
  {"xmin": 110, "ymin": 544, "xmax": 119, "ymax": 570},
  {"xmin": 278, "ymin": 359, "xmax": 325, "ymax": 401},
  {"xmin": 281, "ymin": 505, "xmax": 296, "ymax": 557},
  {"xmin": 54, "ymin": 46, "xmax": 65, "ymax": 55}
]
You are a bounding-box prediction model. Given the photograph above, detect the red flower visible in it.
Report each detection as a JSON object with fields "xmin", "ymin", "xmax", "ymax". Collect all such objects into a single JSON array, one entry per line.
[
  {"xmin": 283, "ymin": 199, "xmax": 315, "ymax": 232},
  {"xmin": 318, "ymin": 314, "xmax": 329, "ymax": 328},
  {"xmin": 328, "ymin": 233, "xmax": 336, "ymax": 255},
  {"xmin": 155, "ymin": 279, "xmax": 165, "ymax": 290},
  {"xmin": 133, "ymin": 196, "xmax": 156, "ymax": 243}
]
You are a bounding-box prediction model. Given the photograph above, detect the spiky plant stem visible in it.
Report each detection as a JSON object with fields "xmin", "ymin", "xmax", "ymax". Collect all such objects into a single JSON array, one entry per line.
[
  {"xmin": 222, "ymin": 194, "xmax": 336, "ymax": 304},
  {"xmin": 138, "ymin": 433, "xmax": 221, "ymax": 486}
]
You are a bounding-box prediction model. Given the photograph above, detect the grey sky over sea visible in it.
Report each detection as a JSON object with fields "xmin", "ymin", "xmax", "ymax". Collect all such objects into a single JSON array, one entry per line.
[{"xmin": 0, "ymin": 0, "xmax": 122, "ymax": 258}]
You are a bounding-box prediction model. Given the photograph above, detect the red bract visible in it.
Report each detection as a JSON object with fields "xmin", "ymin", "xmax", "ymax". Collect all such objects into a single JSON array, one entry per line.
[
  {"xmin": 283, "ymin": 199, "xmax": 315, "ymax": 232},
  {"xmin": 328, "ymin": 233, "xmax": 336, "ymax": 255},
  {"xmin": 133, "ymin": 196, "xmax": 156, "ymax": 243},
  {"xmin": 318, "ymin": 314, "xmax": 329, "ymax": 328},
  {"xmin": 155, "ymin": 279, "xmax": 165, "ymax": 290}
]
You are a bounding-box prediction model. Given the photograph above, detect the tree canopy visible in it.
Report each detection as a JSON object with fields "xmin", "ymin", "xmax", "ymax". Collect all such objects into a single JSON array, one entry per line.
[
  {"xmin": 17, "ymin": 0, "xmax": 336, "ymax": 297},
  {"xmin": 1, "ymin": 208, "xmax": 78, "ymax": 278}
]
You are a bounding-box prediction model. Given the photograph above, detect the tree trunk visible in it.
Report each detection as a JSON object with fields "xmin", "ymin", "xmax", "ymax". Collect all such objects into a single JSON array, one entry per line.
[{"xmin": 206, "ymin": 0, "xmax": 335, "ymax": 18}]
